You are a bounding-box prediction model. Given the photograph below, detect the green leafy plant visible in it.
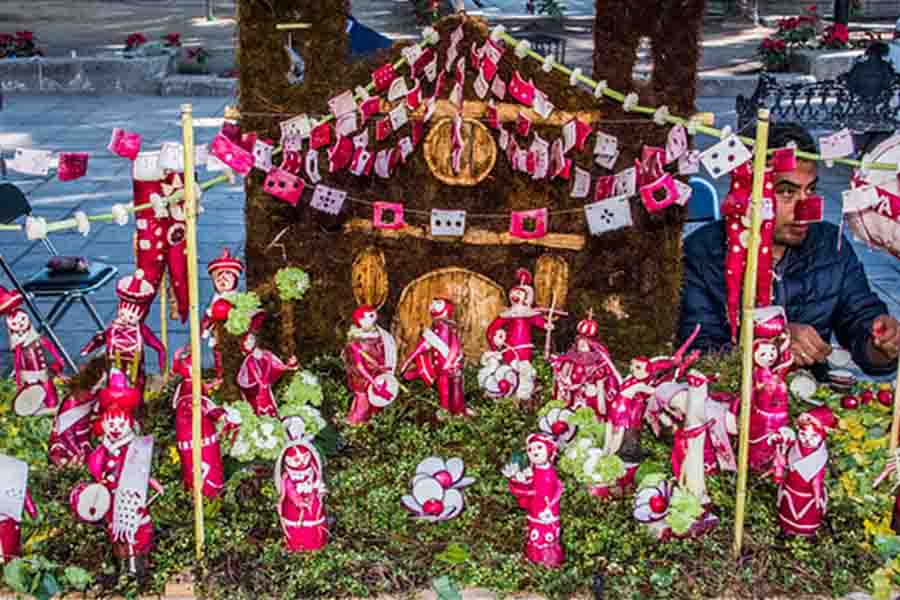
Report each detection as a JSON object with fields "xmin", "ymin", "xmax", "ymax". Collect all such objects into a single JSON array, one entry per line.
[
  {"xmin": 3, "ymin": 556, "xmax": 92, "ymax": 600},
  {"xmin": 224, "ymin": 292, "xmax": 262, "ymax": 336},
  {"xmin": 221, "ymin": 401, "xmax": 285, "ymax": 462},
  {"xmin": 275, "ymin": 267, "xmax": 311, "ymax": 302},
  {"xmin": 665, "ymin": 487, "xmax": 703, "ymax": 535}
]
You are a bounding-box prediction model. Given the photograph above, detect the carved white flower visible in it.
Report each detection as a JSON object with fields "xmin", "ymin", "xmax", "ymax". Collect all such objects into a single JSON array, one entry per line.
[
  {"xmin": 538, "ymin": 407, "xmax": 576, "ymax": 445},
  {"xmin": 593, "ymin": 80, "xmax": 607, "ymax": 99},
  {"xmin": 421, "ymin": 27, "xmax": 439, "ymax": 46},
  {"xmin": 633, "ymin": 479, "xmax": 673, "ymax": 523},
  {"xmin": 569, "ymin": 67, "xmax": 582, "ymax": 87},
  {"xmin": 653, "ymin": 105, "xmax": 670, "ymax": 126},
  {"xmin": 542, "ymin": 55, "xmax": 555, "ymax": 73},
  {"xmin": 24, "ymin": 216, "xmax": 47, "ymax": 240},
  {"xmin": 110, "ymin": 204, "xmax": 129, "ymax": 226},
  {"xmin": 622, "ymin": 92, "xmax": 639, "ymax": 113},
  {"xmin": 490, "ymin": 25, "xmax": 506, "ymax": 43},
  {"xmin": 514, "ymin": 39, "xmax": 531, "ymax": 58},
  {"xmin": 73, "ymin": 211, "xmax": 90, "ymax": 236},
  {"xmin": 401, "ymin": 456, "xmax": 475, "ymax": 522},
  {"xmin": 300, "ymin": 370, "xmax": 319, "ymax": 387}
]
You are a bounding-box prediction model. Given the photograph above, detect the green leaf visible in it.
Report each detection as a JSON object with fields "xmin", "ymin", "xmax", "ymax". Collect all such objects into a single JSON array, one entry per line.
[
  {"xmin": 62, "ymin": 566, "xmax": 93, "ymax": 591},
  {"xmin": 314, "ymin": 424, "xmax": 341, "ymax": 457},
  {"xmin": 3, "ymin": 559, "xmax": 32, "ymax": 593},
  {"xmin": 432, "ymin": 576, "xmax": 462, "ymax": 600},
  {"xmin": 35, "ymin": 573, "xmax": 60, "ymax": 600},
  {"xmin": 435, "ymin": 542, "xmax": 470, "ymax": 565},
  {"xmin": 875, "ymin": 535, "xmax": 900, "ymax": 561}
]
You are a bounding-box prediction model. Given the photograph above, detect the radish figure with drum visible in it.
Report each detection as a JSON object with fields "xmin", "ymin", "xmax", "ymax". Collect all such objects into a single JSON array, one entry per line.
[
  {"xmin": 342, "ymin": 304, "xmax": 398, "ymax": 425},
  {"xmin": 0, "ymin": 287, "xmax": 63, "ymax": 416}
]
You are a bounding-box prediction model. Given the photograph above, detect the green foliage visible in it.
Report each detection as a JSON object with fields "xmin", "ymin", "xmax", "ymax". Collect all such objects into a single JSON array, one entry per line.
[
  {"xmin": 224, "ymin": 292, "xmax": 262, "ymax": 336},
  {"xmin": 222, "ymin": 401, "xmax": 286, "ymax": 462},
  {"xmin": 665, "ymin": 488, "xmax": 703, "ymax": 535},
  {"xmin": 280, "ymin": 369, "xmax": 324, "ymax": 408},
  {"xmin": 274, "ymin": 267, "xmax": 311, "ymax": 302},
  {"xmin": 3, "ymin": 556, "xmax": 93, "ymax": 600}
]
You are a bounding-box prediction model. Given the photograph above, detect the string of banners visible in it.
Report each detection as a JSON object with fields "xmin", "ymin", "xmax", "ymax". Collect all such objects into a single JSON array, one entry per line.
[{"xmin": 1, "ymin": 21, "xmax": 894, "ymax": 240}]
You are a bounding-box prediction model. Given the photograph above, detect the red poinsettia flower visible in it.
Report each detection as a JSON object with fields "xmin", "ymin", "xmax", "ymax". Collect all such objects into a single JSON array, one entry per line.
[
  {"xmin": 0, "ymin": 34, "xmax": 14, "ymax": 45},
  {"xmin": 164, "ymin": 32, "xmax": 181, "ymax": 47},
  {"xmin": 15, "ymin": 31, "xmax": 33, "ymax": 42}
]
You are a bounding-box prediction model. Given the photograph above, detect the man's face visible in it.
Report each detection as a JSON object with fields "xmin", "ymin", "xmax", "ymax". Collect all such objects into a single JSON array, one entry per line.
[{"xmin": 773, "ymin": 160, "xmax": 817, "ymax": 248}]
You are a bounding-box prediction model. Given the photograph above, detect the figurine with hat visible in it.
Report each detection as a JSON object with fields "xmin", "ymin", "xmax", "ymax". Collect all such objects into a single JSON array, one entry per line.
[
  {"xmin": 85, "ymin": 406, "xmax": 164, "ymax": 574},
  {"xmin": 400, "ymin": 298, "xmax": 470, "ymax": 417},
  {"xmin": 768, "ymin": 406, "xmax": 836, "ymax": 538},
  {"xmin": 482, "ymin": 269, "xmax": 558, "ymax": 403},
  {"xmin": 236, "ymin": 311, "xmax": 299, "ymax": 418},
  {"xmin": 0, "ymin": 286, "xmax": 64, "ymax": 416},
  {"xmin": 748, "ymin": 306, "xmax": 794, "ymax": 473},
  {"xmin": 550, "ymin": 309, "xmax": 621, "ymax": 420},
  {"xmin": 201, "ymin": 248, "xmax": 243, "ymax": 380},
  {"xmin": 274, "ymin": 427, "xmax": 329, "ymax": 552},
  {"xmin": 341, "ymin": 304, "xmax": 398, "ymax": 425},
  {"xmin": 502, "ymin": 433, "xmax": 565, "ymax": 568},
  {"xmin": 171, "ymin": 346, "xmax": 237, "ymax": 498},
  {"xmin": 81, "ymin": 270, "xmax": 165, "ymax": 397}
]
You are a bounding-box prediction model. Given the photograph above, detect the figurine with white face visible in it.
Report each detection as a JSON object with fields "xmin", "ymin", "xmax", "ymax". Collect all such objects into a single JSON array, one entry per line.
[
  {"xmin": 400, "ymin": 298, "xmax": 470, "ymax": 416},
  {"xmin": 86, "ymin": 409, "xmax": 163, "ymax": 573},
  {"xmin": 201, "ymin": 249, "xmax": 243, "ymax": 379},
  {"xmin": 749, "ymin": 308, "xmax": 793, "ymax": 473},
  {"xmin": 274, "ymin": 439, "xmax": 328, "ymax": 551},
  {"xmin": 342, "ymin": 305, "xmax": 398, "ymax": 424},
  {"xmin": 770, "ymin": 406, "xmax": 834, "ymax": 538},
  {"xmin": 80, "ymin": 271, "xmax": 164, "ymax": 397},
  {"xmin": 505, "ymin": 433, "xmax": 564, "ymax": 568},
  {"xmin": 0, "ymin": 288, "xmax": 64, "ymax": 415}
]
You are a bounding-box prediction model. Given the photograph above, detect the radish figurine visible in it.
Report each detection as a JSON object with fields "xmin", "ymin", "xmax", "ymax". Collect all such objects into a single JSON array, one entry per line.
[
  {"xmin": 860, "ymin": 389, "xmax": 875, "ymax": 405},
  {"xmin": 879, "ymin": 388, "xmax": 894, "ymax": 407}
]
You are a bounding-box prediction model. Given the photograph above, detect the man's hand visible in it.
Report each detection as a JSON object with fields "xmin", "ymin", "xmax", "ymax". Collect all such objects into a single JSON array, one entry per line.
[
  {"xmin": 787, "ymin": 323, "xmax": 831, "ymax": 367},
  {"xmin": 871, "ymin": 315, "xmax": 900, "ymax": 361}
]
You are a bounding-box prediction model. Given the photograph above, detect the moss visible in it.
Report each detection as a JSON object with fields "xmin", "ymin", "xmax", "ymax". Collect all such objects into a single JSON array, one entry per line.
[{"xmin": 239, "ymin": 3, "xmax": 704, "ymax": 365}]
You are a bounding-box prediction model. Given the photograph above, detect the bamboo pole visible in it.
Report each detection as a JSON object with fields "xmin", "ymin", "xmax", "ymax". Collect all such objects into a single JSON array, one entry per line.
[
  {"xmin": 890, "ymin": 356, "xmax": 900, "ymax": 450},
  {"xmin": 733, "ymin": 108, "xmax": 771, "ymax": 559},
  {"xmin": 159, "ymin": 275, "xmax": 169, "ymax": 383},
  {"xmin": 180, "ymin": 103, "xmax": 205, "ymax": 561}
]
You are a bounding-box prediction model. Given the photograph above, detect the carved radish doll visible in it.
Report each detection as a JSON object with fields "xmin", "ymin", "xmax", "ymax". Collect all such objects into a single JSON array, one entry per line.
[
  {"xmin": 274, "ymin": 438, "xmax": 328, "ymax": 552},
  {"xmin": 504, "ymin": 433, "xmax": 564, "ymax": 568},
  {"xmin": 0, "ymin": 287, "xmax": 64, "ymax": 416},
  {"xmin": 237, "ymin": 314, "xmax": 299, "ymax": 418},
  {"xmin": 400, "ymin": 298, "xmax": 470, "ymax": 417},
  {"xmin": 201, "ymin": 248, "xmax": 243, "ymax": 380},
  {"xmin": 342, "ymin": 305, "xmax": 398, "ymax": 425}
]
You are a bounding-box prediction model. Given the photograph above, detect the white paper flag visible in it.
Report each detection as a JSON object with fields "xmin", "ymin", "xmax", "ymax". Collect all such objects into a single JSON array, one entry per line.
[
  {"xmin": 571, "ymin": 166, "xmax": 591, "ymax": 198},
  {"xmin": 8, "ymin": 148, "xmax": 52, "ymax": 176},
  {"xmin": 310, "ymin": 184, "xmax": 346, "ymax": 215},
  {"xmin": 585, "ymin": 195, "xmax": 633, "ymax": 235}
]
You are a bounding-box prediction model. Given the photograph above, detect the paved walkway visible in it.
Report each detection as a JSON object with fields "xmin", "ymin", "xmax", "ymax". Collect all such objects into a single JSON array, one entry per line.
[{"xmin": 1, "ymin": 94, "xmax": 899, "ymax": 378}]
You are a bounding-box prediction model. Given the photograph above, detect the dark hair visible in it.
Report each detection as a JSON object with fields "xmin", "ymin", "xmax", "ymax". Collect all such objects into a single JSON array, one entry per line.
[{"xmin": 759, "ymin": 121, "xmax": 817, "ymax": 154}]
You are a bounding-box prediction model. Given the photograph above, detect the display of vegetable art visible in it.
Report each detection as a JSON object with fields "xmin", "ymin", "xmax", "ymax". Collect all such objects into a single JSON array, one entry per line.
[{"xmin": 5, "ymin": 4, "xmax": 900, "ymax": 600}]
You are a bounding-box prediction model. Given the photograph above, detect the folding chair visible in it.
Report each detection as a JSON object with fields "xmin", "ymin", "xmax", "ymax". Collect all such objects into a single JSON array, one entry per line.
[{"xmin": 0, "ymin": 182, "xmax": 118, "ymax": 372}]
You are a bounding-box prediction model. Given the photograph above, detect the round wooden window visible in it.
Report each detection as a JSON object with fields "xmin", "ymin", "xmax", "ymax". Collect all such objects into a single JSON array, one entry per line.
[{"xmin": 423, "ymin": 117, "xmax": 497, "ymax": 186}]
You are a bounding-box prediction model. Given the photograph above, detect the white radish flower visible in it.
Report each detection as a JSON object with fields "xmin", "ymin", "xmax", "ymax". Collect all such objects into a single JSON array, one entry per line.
[
  {"xmin": 111, "ymin": 204, "xmax": 129, "ymax": 226},
  {"xmin": 569, "ymin": 68, "xmax": 582, "ymax": 87},
  {"xmin": 538, "ymin": 407, "xmax": 577, "ymax": 445},
  {"xmin": 633, "ymin": 479, "xmax": 673, "ymax": 523},
  {"xmin": 401, "ymin": 456, "xmax": 475, "ymax": 522},
  {"xmin": 622, "ymin": 92, "xmax": 639, "ymax": 113},
  {"xmin": 514, "ymin": 40, "xmax": 531, "ymax": 58},
  {"xmin": 73, "ymin": 211, "xmax": 90, "ymax": 236},
  {"xmin": 25, "ymin": 216, "xmax": 47, "ymax": 240}
]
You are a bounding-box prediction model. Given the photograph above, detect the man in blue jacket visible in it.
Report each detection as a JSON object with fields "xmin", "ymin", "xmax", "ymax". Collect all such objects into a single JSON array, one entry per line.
[{"xmin": 677, "ymin": 122, "xmax": 900, "ymax": 376}]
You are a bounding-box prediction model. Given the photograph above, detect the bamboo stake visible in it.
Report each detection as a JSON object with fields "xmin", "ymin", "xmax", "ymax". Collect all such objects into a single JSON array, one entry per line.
[
  {"xmin": 159, "ymin": 275, "xmax": 169, "ymax": 383},
  {"xmin": 890, "ymin": 356, "xmax": 900, "ymax": 450},
  {"xmin": 180, "ymin": 103, "xmax": 205, "ymax": 561},
  {"xmin": 733, "ymin": 108, "xmax": 771, "ymax": 559}
]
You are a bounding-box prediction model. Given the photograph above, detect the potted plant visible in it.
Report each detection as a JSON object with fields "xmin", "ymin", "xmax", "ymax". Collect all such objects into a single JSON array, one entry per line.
[{"xmin": 179, "ymin": 46, "xmax": 211, "ymax": 75}]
